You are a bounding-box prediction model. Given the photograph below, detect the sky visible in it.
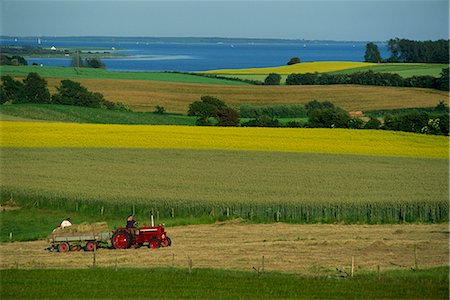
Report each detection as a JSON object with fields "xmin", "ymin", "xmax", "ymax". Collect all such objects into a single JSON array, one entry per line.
[{"xmin": 1, "ymin": 0, "xmax": 448, "ymax": 41}]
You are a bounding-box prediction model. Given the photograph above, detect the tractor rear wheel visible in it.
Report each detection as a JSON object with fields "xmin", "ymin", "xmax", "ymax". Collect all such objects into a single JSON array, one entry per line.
[
  {"xmin": 112, "ymin": 230, "xmax": 132, "ymax": 249},
  {"xmin": 161, "ymin": 237, "xmax": 172, "ymax": 247},
  {"xmin": 58, "ymin": 242, "xmax": 70, "ymax": 253},
  {"xmin": 148, "ymin": 238, "xmax": 161, "ymax": 249},
  {"xmin": 85, "ymin": 241, "xmax": 96, "ymax": 252}
]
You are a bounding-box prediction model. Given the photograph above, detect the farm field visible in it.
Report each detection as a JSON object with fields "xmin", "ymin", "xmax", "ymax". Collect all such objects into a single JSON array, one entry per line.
[
  {"xmin": 0, "ymin": 223, "xmax": 448, "ymax": 273},
  {"xmin": 206, "ymin": 62, "xmax": 448, "ymax": 77},
  {"xmin": 13, "ymin": 77, "xmax": 448, "ymax": 113},
  {"xmin": 1, "ymin": 266, "xmax": 447, "ymax": 300},
  {"xmin": 208, "ymin": 62, "xmax": 448, "ymax": 84},
  {"xmin": 205, "ymin": 61, "xmax": 376, "ymax": 75},
  {"xmin": 0, "ymin": 65, "xmax": 249, "ymax": 85},
  {"xmin": 3, "ymin": 121, "xmax": 448, "ymax": 158}
]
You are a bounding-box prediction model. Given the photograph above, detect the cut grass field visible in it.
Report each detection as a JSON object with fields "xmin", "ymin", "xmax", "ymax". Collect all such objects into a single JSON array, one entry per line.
[
  {"xmin": 1, "ymin": 267, "xmax": 447, "ymax": 300},
  {"xmin": 23, "ymin": 77, "xmax": 449, "ymax": 113},
  {"xmin": 0, "ymin": 65, "xmax": 250, "ymax": 85}
]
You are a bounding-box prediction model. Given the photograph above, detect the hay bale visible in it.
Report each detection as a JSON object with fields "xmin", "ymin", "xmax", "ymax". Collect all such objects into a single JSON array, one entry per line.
[{"xmin": 60, "ymin": 222, "xmax": 109, "ymax": 233}]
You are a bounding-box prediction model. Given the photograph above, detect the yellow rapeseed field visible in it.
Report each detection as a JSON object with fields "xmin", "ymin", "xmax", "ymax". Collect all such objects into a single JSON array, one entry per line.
[
  {"xmin": 1, "ymin": 121, "xmax": 448, "ymax": 159},
  {"xmin": 205, "ymin": 61, "xmax": 374, "ymax": 75}
]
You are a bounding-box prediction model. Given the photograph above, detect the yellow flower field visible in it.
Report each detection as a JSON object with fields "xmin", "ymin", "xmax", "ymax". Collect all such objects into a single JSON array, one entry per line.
[
  {"xmin": 1, "ymin": 121, "xmax": 448, "ymax": 159},
  {"xmin": 204, "ymin": 61, "xmax": 374, "ymax": 75}
]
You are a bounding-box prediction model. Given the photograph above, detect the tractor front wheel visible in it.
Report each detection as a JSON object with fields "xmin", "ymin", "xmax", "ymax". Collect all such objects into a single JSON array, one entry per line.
[
  {"xmin": 161, "ymin": 237, "xmax": 172, "ymax": 247},
  {"xmin": 85, "ymin": 241, "xmax": 96, "ymax": 252},
  {"xmin": 58, "ymin": 242, "xmax": 70, "ymax": 253},
  {"xmin": 112, "ymin": 230, "xmax": 132, "ymax": 249},
  {"xmin": 148, "ymin": 238, "xmax": 161, "ymax": 249}
]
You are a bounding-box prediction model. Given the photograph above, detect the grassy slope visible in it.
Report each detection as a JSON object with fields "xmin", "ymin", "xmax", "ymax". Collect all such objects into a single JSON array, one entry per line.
[
  {"xmin": 0, "ymin": 104, "xmax": 196, "ymax": 125},
  {"xmin": 0, "ymin": 65, "xmax": 250, "ymax": 85},
  {"xmin": 33, "ymin": 77, "xmax": 450, "ymax": 113},
  {"xmin": 2, "ymin": 148, "xmax": 447, "ymax": 208},
  {"xmin": 1, "ymin": 267, "xmax": 448, "ymax": 300}
]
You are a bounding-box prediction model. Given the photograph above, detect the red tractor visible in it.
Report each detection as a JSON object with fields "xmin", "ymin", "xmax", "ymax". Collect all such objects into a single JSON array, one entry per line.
[{"xmin": 111, "ymin": 224, "xmax": 171, "ymax": 249}]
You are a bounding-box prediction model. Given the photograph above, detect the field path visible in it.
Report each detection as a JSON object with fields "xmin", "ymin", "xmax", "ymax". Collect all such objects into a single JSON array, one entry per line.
[{"xmin": 1, "ymin": 223, "xmax": 448, "ymax": 274}]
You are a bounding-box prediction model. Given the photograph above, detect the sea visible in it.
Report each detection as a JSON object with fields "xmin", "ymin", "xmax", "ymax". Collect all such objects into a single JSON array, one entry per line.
[{"xmin": 1, "ymin": 37, "xmax": 390, "ymax": 72}]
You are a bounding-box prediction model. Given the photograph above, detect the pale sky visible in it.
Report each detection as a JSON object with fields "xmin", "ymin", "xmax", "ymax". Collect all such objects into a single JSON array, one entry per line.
[{"xmin": 1, "ymin": 0, "xmax": 448, "ymax": 41}]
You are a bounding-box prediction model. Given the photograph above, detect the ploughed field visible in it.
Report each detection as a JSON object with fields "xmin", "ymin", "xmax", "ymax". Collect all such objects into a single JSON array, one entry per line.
[{"xmin": 2, "ymin": 121, "xmax": 448, "ymax": 224}]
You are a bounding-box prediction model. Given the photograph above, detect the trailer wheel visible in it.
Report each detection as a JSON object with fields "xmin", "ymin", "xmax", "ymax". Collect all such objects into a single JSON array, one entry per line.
[
  {"xmin": 112, "ymin": 230, "xmax": 132, "ymax": 249},
  {"xmin": 58, "ymin": 242, "xmax": 70, "ymax": 253},
  {"xmin": 161, "ymin": 237, "xmax": 172, "ymax": 247},
  {"xmin": 85, "ymin": 241, "xmax": 96, "ymax": 252},
  {"xmin": 148, "ymin": 238, "xmax": 161, "ymax": 249}
]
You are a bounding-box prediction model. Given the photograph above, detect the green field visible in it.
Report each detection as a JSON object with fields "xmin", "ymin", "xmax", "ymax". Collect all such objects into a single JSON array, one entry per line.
[
  {"xmin": 2, "ymin": 148, "xmax": 448, "ymax": 223},
  {"xmin": 1, "ymin": 267, "xmax": 448, "ymax": 299},
  {"xmin": 0, "ymin": 65, "xmax": 250, "ymax": 85},
  {"xmin": 0, "ymin": 104, "xmax": 196, "ymax": 125}
]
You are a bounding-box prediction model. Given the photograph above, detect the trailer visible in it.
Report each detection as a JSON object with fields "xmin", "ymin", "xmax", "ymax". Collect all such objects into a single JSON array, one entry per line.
[{"xmin": 48, "ymin": 231, "xmax": 112, "ymax": 252}]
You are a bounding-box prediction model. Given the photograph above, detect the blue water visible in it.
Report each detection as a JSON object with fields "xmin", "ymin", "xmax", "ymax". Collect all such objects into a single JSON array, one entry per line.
[{"xmin": 1, "ymin": 37, "xmax": 389, "ymax": 72}]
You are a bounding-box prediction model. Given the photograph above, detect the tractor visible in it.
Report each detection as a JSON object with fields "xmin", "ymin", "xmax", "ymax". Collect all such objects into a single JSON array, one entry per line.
[{"xmin": 111, "ymin": 224, "xmax": 172, "ymax": 249}]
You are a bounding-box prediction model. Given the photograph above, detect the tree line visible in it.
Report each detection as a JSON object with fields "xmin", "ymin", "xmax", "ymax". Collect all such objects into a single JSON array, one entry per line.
[
  {"xmin": 284, "ymin": 68, "xmax": 449, "ymax": 91},
  {"xmin": 0, "ymin": 72, "xmax": 129, "ymax": 110}
]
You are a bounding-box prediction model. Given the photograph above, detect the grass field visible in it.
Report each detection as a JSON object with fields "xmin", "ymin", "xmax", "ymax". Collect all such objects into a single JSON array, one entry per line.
[
  {"xmin": 0, "ymin": 65, "xmax": 250, "ymax": 85},
  {"xmin": 24, "ymin": 77, "xmax": 448, "ymax": 113},
  {"xmin": 1, "ymin": 267, "xmax": 447, "ymax": 299},
  {"xmin": 0, "ymin": 104, "xmax": 196, "ymax": 125}
]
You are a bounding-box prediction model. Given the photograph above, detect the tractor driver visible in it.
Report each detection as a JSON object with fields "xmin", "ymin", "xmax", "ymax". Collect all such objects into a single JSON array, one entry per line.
[{"xmin": 126, "ymin": 215, "xmax": 138, "ymax": 228}]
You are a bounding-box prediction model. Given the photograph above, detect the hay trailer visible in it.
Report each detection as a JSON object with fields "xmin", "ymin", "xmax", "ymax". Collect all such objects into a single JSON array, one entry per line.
[{"xmin": 48, "ymin": 231, "xmax": 112, "ymax": 252}]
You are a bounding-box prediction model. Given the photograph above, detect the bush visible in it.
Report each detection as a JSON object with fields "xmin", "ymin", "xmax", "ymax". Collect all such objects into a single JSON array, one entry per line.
[
  {"xmin": 364, "ymin": 117, "xmax": 381, "ymax": 129},
  {"xmin": 154, "ymin": 105, "xmax": 166, "ymax": 114},
  {"xmin": 241, "ymin": 115, "xmax": 280, "ymax": 127},
  {"xmin": 85, "ymin": 58, "xmax": 105, "ymax": 69},
  {"xmin": 287, "ymin": 57, "xmax": 301, "ymax": 65},
  {"xmin": 264, "ymin": 73, "xmax": 281, "ymax": 85},
  {"xmin": 307, "ymin": 107, "xmax": 350, "ymax": 128},
  {"xmin": 188, "ymin": 96, "xmax": 230, "ymax": 126},
  {"xmin": 239, "ymin": 104, "xmax": 306, "ymax": 118}
]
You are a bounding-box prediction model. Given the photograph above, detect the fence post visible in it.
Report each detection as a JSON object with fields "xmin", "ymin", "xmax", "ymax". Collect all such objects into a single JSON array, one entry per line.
[
  {"xmin": 93, "ymin": 246, "xmax": 96, "ymax": 268},
  {"xmin": 262, "ymin": 256, "xmax": 265, "ymax": 273},
  {"xmin": 171, "ymin": 208, "xmax": 175, "ymax": 218},
  {"xmin": 9, "ymin": 232, "xmax": 12, "ymax": 242},
  {"xmin": 351, "ymin": 256, "xmax": 354, "ymax": 277},
  {"xmin": 414, "ymin": 245, "xmax": 418, "ymax": 270},
  {"xmin": 377, "ymin": 265, "xmax": 381, "ymax": 280},
  {"xmin": 101, "ymin": 206, "xmax": 104, "ymax": 215},
  {"xmin": 188, "ymin": 257, "xmax": 193, "ymax": 274}
]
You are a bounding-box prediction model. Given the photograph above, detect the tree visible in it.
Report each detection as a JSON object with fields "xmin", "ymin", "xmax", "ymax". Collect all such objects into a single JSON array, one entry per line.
[
  {"xmin": 364, "ymin": 117, "xmax": 381, "ymax": 129},
  {"xmin": 0, "ymin": 75, "xmax": 26, "ymax": 104},
  {"xmin": 216, "ymin": 107, "xmax": 240, "ymax": 126},
  {"xmin": 154, "ymin": 105, "xmax": 166, "ymax": 114},
  {"xmin": 264, "ymin": 73, "xmax": 282, "ymax": 85},
  {"xmin": 85, "ymin": 58, "xmax": 105, "ymax": 69},
  {"xmin": 23, "ymin": 72, "xmax": 51, "ymax": 103},
  {"xmin": 364, "ymin": 42, "xmax": 382, "ymax": 63},
  {"xmin": 52, "ymin": 79, "xmax": 104, "ymax": 108},
  {"xmin": 287, "ymin": 57, "xmax": 301, "ymax": 65},
  {"xmin": 188, "ymin": 96, "xmax": 227, "ymax": 125},
  {"xmin": 70, "ymin": 51, "xmax": 84, "ymax": 68}
]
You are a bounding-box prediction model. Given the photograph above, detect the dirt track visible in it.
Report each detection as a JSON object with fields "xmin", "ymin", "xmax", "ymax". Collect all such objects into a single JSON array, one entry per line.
[{"xmin": 0, "ymin": 222, "xmax": 448, "ymax": 274}]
